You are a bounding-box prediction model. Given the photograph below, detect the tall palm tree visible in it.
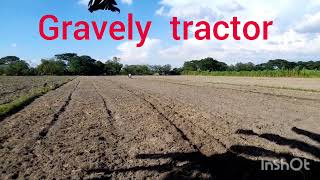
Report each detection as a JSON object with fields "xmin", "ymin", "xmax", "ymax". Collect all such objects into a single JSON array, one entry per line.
[{"xmin": 88, "ymin": 0, "xmax": 120, "ymax": 13}]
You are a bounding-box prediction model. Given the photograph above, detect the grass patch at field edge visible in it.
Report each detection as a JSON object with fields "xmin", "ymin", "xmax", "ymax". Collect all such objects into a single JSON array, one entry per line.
[{"xmin": 0, "ymin": 80, "xmax": 72, "ymax": 120}]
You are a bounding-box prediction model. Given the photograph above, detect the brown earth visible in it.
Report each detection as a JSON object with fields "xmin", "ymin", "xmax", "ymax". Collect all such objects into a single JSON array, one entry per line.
[
  {"xmin": 0, "ymin": 76, "xmax": 73, "ymax": 105},
  {"xmin": 0, "ymin": 76, "xmax": 319, "ymax": 179}
]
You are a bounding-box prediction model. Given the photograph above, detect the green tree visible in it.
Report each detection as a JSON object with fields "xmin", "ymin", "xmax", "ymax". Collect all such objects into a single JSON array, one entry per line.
[
  {"xmin": 296, "ymin": 61, "xmax": 320, "ymax": 70},
  {"xmin": 169, "ymin": 68, "xmax": 183, "ymax": 75},
  {"xmin": 0, "ymin": 56, "xmax": 20, "ymax": 65},
  {"xmin": 183, "ymin": 58, "xmax": 228, "ymax": 72},
  {"xmin": 28, "ymin": 67, "xmax": 38, "ymax": 76},
  {"xmin": 183, "ymin": 61, "xmax": 198, "ymax": 71},
  {"xmin": 0, "ymin": 65, "xmax": 6, "ymax": 75},
  {"xmin": 161, "ymin": 64, "xmax": 172, "ymax": 75},
  {"xmin": 37, "ymin": 59, "xmax": 66, "ymax": 75},
  {"xmin": 198, "ymin": 58, "xmax": 228, "ymax": 71},
  {"xmin": 150, "ymin": 64, "xmax": 172, "ymax": 75},
  {"xmin": 104, "ymin": 59, "xmax": 123, "ymax": 75},
  {"xmin": 95, "ymin": 61, "xmax": 105, "ymax": 75},
  {"xmin": 6, "ymin": 60, "xmax": 30, "ymax": 75},
  {"xmin": 122, "ymin": 65, "xmax": 152, "ymax": 75},
  {"xmin": 263, "ymin": 59, "xmax": 296, "ymax": 70},
  {"xmin": 235, "ymin": 62, "xmax": 255, "ymax": 71},
  {"xmin": 55, "ymin": 53, "xmax": 78, "ymax": 61},
  {"xmin": 68, "ymin": 55, "xmax": 97, "ymax": 75}
]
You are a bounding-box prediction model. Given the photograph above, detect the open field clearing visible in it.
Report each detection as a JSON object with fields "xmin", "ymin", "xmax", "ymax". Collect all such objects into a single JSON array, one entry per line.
[{"xmin": 0, "ymin": 76, "xmax": 319, "ymax": 179}]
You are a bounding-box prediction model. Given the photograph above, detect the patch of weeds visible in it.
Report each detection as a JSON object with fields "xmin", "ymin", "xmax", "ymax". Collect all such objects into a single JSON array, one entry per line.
[{"xmin": 0, "ymin": 80, "xmax": 72, "ymax": 120}]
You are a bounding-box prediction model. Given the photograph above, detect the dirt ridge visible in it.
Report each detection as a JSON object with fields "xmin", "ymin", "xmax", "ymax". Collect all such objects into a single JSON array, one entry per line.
[{"xmin": 37, "ymin": 81, "xmax": 80, "ymax": 139}]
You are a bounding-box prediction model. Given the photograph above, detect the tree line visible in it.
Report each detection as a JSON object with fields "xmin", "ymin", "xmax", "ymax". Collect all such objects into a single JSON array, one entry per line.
[
  {"xmin": 1, "ymin": 54, "xmax": 319, "ymax": 76},
  {"xmin": 183, "ymin": 57, "xmax": 320, "ymax": 72},
  {"xmin": 0, "ymin": 53, "xmax": 179, "ymax": 76}
]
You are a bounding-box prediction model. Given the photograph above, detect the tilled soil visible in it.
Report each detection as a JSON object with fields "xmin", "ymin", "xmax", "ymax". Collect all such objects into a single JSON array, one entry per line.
[
  {"xmin": 0, "ymin": 76, "xmax": 319, "ymax": 179},
  {"xmin": 0, "ymin": 76, "xmax": 73, "ymax": 105}
]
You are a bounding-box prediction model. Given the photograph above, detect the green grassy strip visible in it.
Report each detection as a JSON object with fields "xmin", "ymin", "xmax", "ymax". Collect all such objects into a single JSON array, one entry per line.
[
  {"xmin": 182, "ymin": 70, "xmax": 320, "ymax": 78},
  {"xmin": 0, "ymin": 80, "xmax": 72, "ymax": 120}
]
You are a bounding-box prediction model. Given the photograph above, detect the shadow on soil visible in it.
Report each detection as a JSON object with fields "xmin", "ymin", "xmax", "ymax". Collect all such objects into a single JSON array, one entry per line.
[{"xmin": 88, "ymin": 127, "xmax": 320, "ymax": 180}]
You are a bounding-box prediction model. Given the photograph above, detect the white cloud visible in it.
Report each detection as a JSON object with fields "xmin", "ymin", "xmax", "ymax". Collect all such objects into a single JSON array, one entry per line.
[
  {"xmin": 88, "ymin": 0, "xmax": 320, "ymax": 65},
  {"xmin": 156, "ymin": 6, "xmax": 165, "ymax": 16},
  {"xmin": 295, "ymin": 12, "xmax": 320, "ymax": 33},
  {"xmin": 152, "ymin": 0, "xmax": 320, "ymax": 64},
  {"xmin": 158, "ymin": 28, "xmax": 320, "ymax": 64},
  {"xmin": 217, "ymin": 1, "xmax": 244, "ymax": 12},
  {"xmin": 121, "ymin": 0, "xmax": 132, "ymax": 5},
  {"xmin": 116, "ymin": 38, "xmax": 161, "ymax": 64},
  {"xmin": 156, "ymin": 0, "xmax": 220, "ymax": 20},
  {"xmin": 114, "ymin": 28, "xmax": 320, "ymax": 66},
  {"xmin": 157, "ymin": 0, "xmax": 286, "ymax": 22}
]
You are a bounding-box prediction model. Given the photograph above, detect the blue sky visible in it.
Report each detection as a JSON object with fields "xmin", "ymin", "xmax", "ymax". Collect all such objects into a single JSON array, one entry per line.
[{"xmin": 0, "ymin": 0, "xmax": 320, "ymax": 66}]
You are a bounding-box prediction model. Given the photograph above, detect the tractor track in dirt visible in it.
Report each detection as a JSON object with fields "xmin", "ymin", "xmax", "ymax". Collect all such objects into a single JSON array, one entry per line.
[
  {"xmin": 118, "ymin": 84, "xmax": 202, "ymax": 153},
  {"xmin": 92, "ymin": 82, "xmax": 118, "ymax": 133},
  {"xmin": 115, "ymin": 82, "xmax": 228, "ymax": 155},
  {"xmin": 37, "ymin": 81, "xmax": 80, "ymax": 140}
]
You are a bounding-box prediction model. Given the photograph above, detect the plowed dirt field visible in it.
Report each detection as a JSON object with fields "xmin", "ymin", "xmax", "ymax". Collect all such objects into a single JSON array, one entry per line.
[{"xmin": 1, "ymin": 76, "xmax": 319, "ymax": 179}]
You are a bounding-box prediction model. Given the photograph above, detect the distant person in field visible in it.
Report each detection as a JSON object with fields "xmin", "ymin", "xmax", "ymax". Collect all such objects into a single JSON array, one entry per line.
[
  {"xmin": 88, "ymin": 0, "xmax": 120, "ymax": 13},
  {"xmin": 128, "ymin": 74, "xmax": 132, "ymax": 79}
]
